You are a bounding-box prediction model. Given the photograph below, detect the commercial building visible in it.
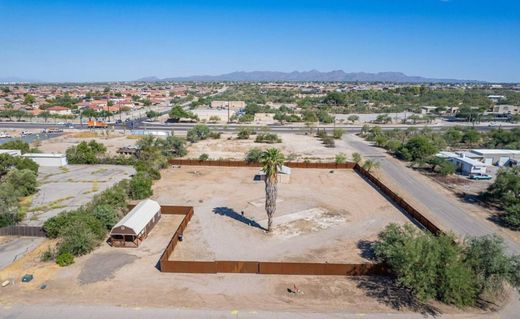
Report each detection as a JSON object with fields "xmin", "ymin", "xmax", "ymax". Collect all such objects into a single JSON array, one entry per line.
[{"xmin": 110, "ymin": 199, "xmax": 162, "ymax": 247}]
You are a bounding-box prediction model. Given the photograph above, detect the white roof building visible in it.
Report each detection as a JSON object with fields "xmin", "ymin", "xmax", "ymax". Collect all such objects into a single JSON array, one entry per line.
[{"xmin": 110, "ymin": 199, "xmax": 162, "ymax": 247}]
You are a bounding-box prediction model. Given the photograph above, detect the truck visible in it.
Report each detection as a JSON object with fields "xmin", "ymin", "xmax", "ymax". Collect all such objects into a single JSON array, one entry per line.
[{"xmin": 87, "ymin": 120, "xmax": 108, "ymax": 128}]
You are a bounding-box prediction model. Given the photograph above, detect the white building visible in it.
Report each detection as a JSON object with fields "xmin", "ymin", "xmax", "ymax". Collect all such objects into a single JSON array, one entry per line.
[
  {"xmin": 470, "ymin": 149, "xmax": 520, "ymax": 166},
  {"xmin": 22, "ymin": 153, "xmax": 68, "ymax": 167},
  {"xmin": 110, "ymin": 199, "xmax": 161, "ymax": 247},
  {"xmin": 437, "ymin": 151, "xmax": 487, "ymax": 175}
]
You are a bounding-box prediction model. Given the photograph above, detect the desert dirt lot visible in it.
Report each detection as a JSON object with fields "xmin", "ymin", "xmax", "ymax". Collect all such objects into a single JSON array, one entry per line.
[
  {"xmin": 185, "ymin": 132, "xmax": 352, "ymax": 161},
  {"xmin": 0, "ymin": 166, "xmax": 485, "ymax": 315},
  {"xmin": 36, "ymin": 130, "xmax": 140, "ymax": 155},
  {"xmin": 154, "ymin": 166, "xmax": 408, "ymax": 263}
]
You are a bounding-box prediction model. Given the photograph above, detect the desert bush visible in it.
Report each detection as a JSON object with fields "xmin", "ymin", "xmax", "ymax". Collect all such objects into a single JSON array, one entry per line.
[
  {"xmin": 128, "ymin": 172, "xmax": 153, "ymax": 200},
  {"xmin": 335, "ymin": 153, "xmax": 347, "ymax": 164},
  {"xmin": 198, "ymin": 153, "xmax": 210, "ymax": 161},
  {"xmin": 332, "ymin": 128, "xmax": 345, "ymax": 139},
  {"xmin": 255, "ymin": 133, "xmax": 281, "ymax": 144},
  {"xmin": 237, "ymin": 127, "xmax": 253, "ymax": 139},
  {"xmin": 187, "ymin": 124, "xmax": 210, "ymax": 142},
  {"xmin": 245, "ymin": 148, "xmax": 263, "ymax": 163},
  {"xmin": 322, "ymin": 136, "xmax": 335, "ymax": 148},
  {"xmin": 55, "ymin": 252, "xmax": 74, "ymax": 267}
]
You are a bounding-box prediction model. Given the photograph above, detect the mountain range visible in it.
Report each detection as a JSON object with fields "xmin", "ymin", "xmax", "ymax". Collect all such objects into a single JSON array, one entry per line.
[{"xmin": 136, "ymin": 70, "xmax": 480, "ymax": 83}]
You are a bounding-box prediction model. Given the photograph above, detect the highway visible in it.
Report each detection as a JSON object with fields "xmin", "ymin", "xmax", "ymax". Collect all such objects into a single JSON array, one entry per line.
[{"xmin": 0, "ymin": 120, "xmax": 518, "ymax": 134}]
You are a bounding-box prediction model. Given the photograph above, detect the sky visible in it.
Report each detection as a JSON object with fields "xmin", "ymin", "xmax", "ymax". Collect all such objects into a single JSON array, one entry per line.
[{"xmin": 0, "ymin": 0, "xmax": 519, "ymax": 83}]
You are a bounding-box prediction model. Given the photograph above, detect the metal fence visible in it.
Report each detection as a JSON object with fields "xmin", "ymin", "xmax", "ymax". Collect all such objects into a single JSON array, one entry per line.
[
  {"xmin": 169, "ymin": 159, "xmax": 356, "ymax": 169},
  {"xmin": 353, "ymin": 164, "xmax": 444, "ymax": 235},
  {"xmin": 157, "ymin": 160, "xmax": 445, "ymax": 275},
  {"xmin": 0, "ymin": 226, "xmax": 46, "ymax": 237},
  {"xmin": 157, "ymin": 205, "xmax": 389, "ymax": 276}
]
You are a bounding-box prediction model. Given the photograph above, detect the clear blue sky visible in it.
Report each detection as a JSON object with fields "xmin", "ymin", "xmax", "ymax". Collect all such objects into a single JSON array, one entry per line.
[{"xmin": 1, "ymin": 0, "xmax": 519, "ymax": 82}]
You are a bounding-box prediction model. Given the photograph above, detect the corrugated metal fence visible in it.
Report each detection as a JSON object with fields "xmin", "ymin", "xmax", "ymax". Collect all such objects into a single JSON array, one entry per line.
[
  {"xmin": 169, "ymin": 159, "xmax": 356, "ymax": 169},
  {"xmin": 158, "ymin": 205, "xmax": 389, "ymax": 276},
  {"xmin": 0, "ymin": 226, "xmax": 46, "ymax": 237}
]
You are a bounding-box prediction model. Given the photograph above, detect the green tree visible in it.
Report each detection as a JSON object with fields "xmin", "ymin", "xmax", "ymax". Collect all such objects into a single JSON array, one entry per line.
[
  {"xmin": 4, "ymin": 168, "xmax": 38, "ymax": 197},
  {"xmin": 0, "ymin": 140, "xmax": 31, "ymax": 154},
  {"xmin": 23, "ymin": 94, "xmax": 35, "ymax": 105},
  {"xmin": 168, "ymin": 105, "xmax": 194, "ymax": 122},
  {"xmin": 128, "ymin": 172, "xmax": 153, "ymax": 200},
  {"xmin": 260, "ymin": 148, "xmax": 285, "ymax": 232},
  {"xmin": 187, "ymin": 125, "xmax": 210, "ymax": 142},
  {"xmin": 198, "ymin": 153, "xmax": 210, "ymax": 161},
  {"xmin": 0, "ymin": 183, "xmax": 20, "ymax": 227},
  {"xmin": 397, "ymin": 135, "xmax": 439, "ymax": 162}
]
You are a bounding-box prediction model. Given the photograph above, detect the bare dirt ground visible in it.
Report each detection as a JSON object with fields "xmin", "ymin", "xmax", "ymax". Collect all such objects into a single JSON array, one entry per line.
[
  {"xmin": 0, "ymin": 170, "xmax": 486, "ymax": 316},
  {"xmin": 153, "ymin": 166, "xmax": 407, "ymax": 263},
  {"xmin": 185, "ymin": 133, "xmax": 352, "ymax": 161},
  {"xmin": 36, "ymin": 130, "xmax": 139, "ymax": 155}
]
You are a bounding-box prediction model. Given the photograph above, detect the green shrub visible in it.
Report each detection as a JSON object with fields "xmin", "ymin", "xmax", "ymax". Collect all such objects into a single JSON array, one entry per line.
[
  {"xmin": 66, "ymin": 140, "xmax": 107, "ymax": 164},
  {"xmin": 128, "ymin": 172, "xmax": 153, "ymax": 200},
  {"xmin": 255, "ymin": 133, "xmax": 281, "ymax": 144},
  {"xmin": 208, "ymin": 131, "xmax": 222, "ymax": 139},
  {"xmin": 0, "ymin": 140, "xmax": 31, "ymax": 154},
  {"xmin": 93, "ymin": 204, "xmax": 118, "ymax": 230},
  {"xmin": 58, "ymin": 218, "xmax": 100, "ymax": 256},
  {"xmin": 40, "ymin": 246, "xmax": 55, "ymax": 262},
  {"xmin": 374, "ymin": 224, "xmax": 520, "ymax": 307},
  {"xmin": 198, "ymin": 153, "xmax": 210, "ymax": 161},
  {"xmin": 335, "ymin": 153, "xmax": 347, "ymax": 164},
  {"xmin": 245, "ymin": 148, "xmax": 263, "ymax": 163},
  {"xmin": 4, "ymin": 168, "xmax": 38, "ymax": 197},
  {"xmin": 237, "ymin": 127, "xmax": 252, "ymax": 139},
  {"xmin": 332, "ymin": 128, "xmax": 345, "ymax": 139},
  {"xmin": 56, "ymin": 252, "xmax": 74, "ymax": 267},
  {"xmin": 322, "ymin": 136, "xmax": 335, "ymax": 148},
  {"xmin": 134, "ymin": 160, "xmax": 161, "ymax": 180},
  {"xmin": 187, "ymin": 125, "xmax": 210, "ymax": 142}
]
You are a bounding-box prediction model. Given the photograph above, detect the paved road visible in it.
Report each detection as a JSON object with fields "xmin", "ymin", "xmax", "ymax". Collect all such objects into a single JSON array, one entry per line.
[
  {"xmin": 1, "ymin": 301, "xmax": 519, "ymax": 319},
  {"xmin": 0, "ymin": 237, "xmax": 44, "ymax": 270},
  {"xmin": 1, "ymin": 120, "xmax": 518, "ymax": 133},
  {"xmin": 343, "ymin": 134, "xmax": 520, "ymax": 254}
]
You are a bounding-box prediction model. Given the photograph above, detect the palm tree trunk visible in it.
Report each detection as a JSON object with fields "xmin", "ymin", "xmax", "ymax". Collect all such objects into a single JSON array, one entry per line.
[{"xmin": 265, "ymin": 175, "xmax": 278, "ymax": 232}]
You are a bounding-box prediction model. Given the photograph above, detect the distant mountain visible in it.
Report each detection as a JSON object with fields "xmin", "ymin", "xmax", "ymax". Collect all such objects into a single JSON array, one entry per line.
[{"xmin": 136, "ymin": 70, "xmax": 480, "ymax": 83}]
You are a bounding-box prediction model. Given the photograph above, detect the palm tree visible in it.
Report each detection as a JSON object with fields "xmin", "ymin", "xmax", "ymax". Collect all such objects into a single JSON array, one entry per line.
[{"xmin": 259, "ymin": 148, "xmax": 285, "ymax": 232}]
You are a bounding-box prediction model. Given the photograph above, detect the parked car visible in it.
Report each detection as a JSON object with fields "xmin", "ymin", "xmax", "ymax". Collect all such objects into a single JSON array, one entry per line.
[
  {"xmin": 21, "ymin": 131, "xmax": 33, "ymax": 136},
  {"xmin": 469, "ymin": 173, "xmax": 492, "ymax": 180},
  {"xmin": 0, "ymin": 132, "xmax": 12, "ymax": 138}
]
